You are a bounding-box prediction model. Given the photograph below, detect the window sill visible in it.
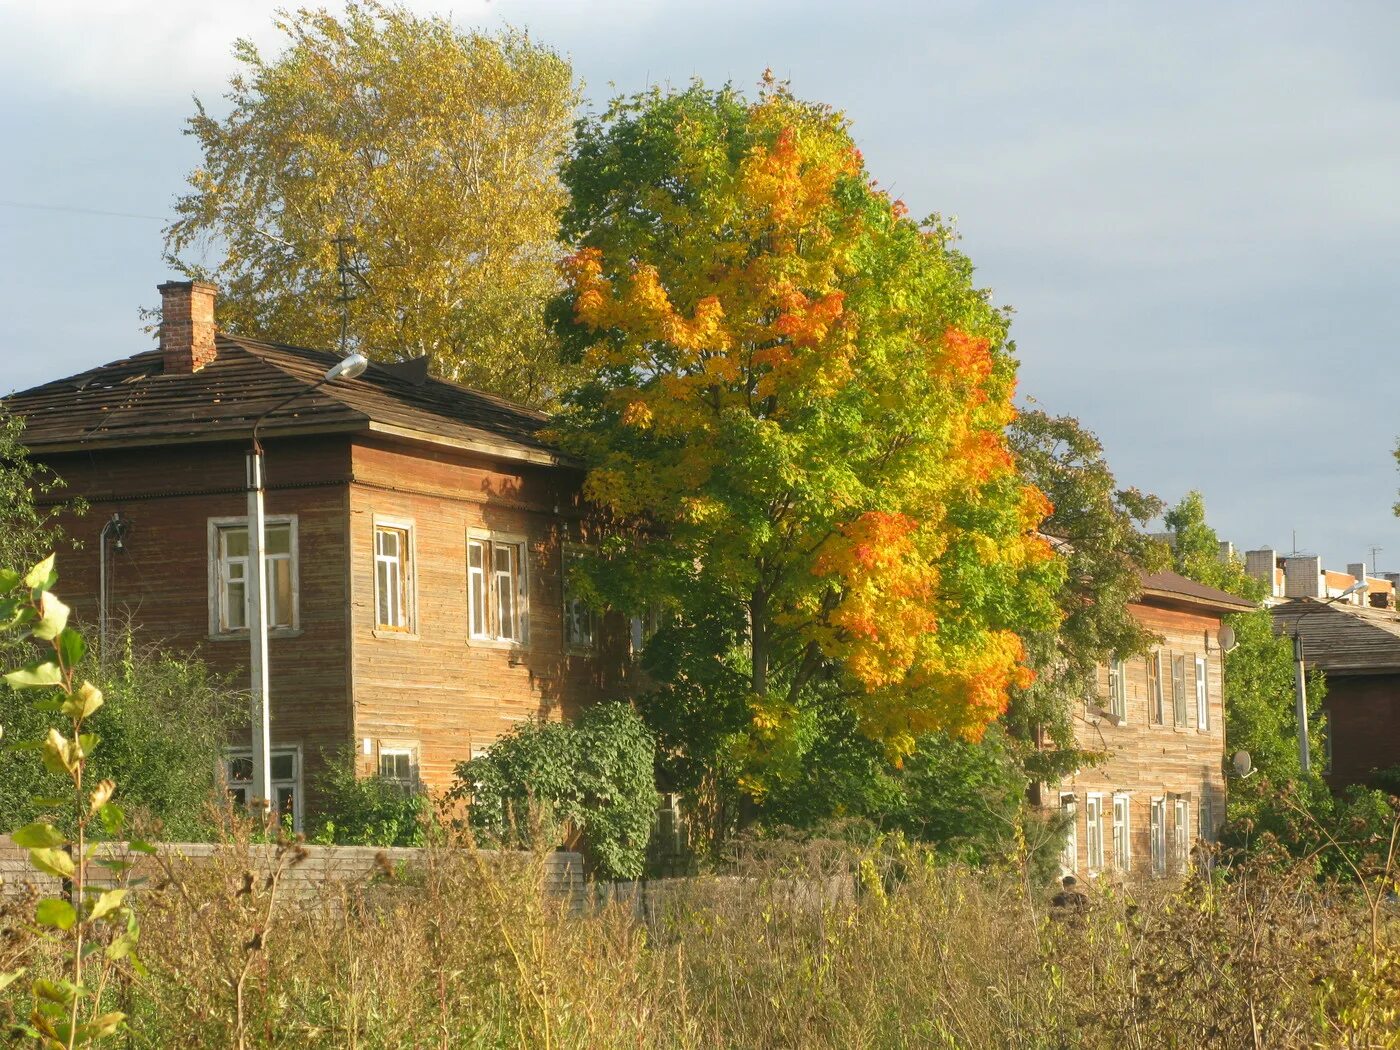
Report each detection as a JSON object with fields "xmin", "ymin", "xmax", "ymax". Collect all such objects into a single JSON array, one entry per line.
[
  {"xmin": 209, "ymin": 628, "xmax": 303, "ymax": 642},
  {"xmin": 372, "ymin": 628, "xmax": 419, "ymax": 641},
  {"xmin": 468, "ymin": 637, "xmax": 530, "ymax": 653}
]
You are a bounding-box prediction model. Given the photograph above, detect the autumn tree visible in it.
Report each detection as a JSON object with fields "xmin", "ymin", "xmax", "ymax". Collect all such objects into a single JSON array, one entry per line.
[
  {"xmin": 553, "ymin": 81, "xmax": 1062, "ymax": 824},
  {"xmin": 164, "ymin": 2, "xmax": 578, "ymax": 405}
]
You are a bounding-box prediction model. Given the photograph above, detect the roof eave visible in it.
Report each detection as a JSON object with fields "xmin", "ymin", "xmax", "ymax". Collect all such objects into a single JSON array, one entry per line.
[
  {"xmin": 1138, "ymin": 587, "xmax": 1257, "ymax": 615},
  {"xmin": 363, "ymin": 421, "xmax": 572, "ymax": 468}
]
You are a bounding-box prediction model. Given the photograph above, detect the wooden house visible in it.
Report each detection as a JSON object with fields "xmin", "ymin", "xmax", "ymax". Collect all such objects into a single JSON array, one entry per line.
[
  {"xmin": 1270, "ymin": 598, "xmax": 1400, "ymax": 790},
  {"xmin": 1053, "ymin": 571, "xmax": 1254, "ymax": 878},
  {"xmin": 4, "ymin": 281, "xmax": 624, "ymax": 828}
]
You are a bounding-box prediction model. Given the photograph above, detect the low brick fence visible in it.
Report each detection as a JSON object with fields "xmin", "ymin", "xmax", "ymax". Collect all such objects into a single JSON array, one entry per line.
[{"xmin": 0, "ymin": 837, "xmax": 584, "ymax": 902}]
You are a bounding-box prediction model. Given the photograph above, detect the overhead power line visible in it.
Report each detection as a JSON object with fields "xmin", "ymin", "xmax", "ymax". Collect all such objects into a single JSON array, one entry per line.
[{"xmin": 0, "ymin": 198, "xmax": 169, "ymax": 222}]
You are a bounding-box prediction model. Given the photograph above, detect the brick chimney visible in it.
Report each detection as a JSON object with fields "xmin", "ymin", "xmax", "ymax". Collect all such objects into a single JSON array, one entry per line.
[{"xmin": 158, "ymin": 280, "xmax": 218, "ymax": 373}]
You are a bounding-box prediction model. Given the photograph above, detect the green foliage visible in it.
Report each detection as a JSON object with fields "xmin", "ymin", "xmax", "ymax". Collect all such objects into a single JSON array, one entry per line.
[
  {"xmin": 0, "ymin": 558, "xmax": 145, "ymax": 1047},
  {"xmin": 308, "ymin": 761, "xmax": 428, "ymax": 848},
  {"xmin": 0, "ymin": 631, "xmax": 241, "ymax": 840},
  {"xmin": 1007, "ymin": 408, "xmax": 1168, "ymax": 774},
  {"xmin": 0, "ymin": 412, "xmax": 81, "ymax": 617},
  {"xmin": 165, "ymin": 1, "xmax": 579, "ymax": 405},
  {"xmin": 1164, "ymin": 490, "xmax": 1266, "ymax": 601},
  {"xmin": 450, "ymin": 702, "xmax": 660, "ymax": 879}
]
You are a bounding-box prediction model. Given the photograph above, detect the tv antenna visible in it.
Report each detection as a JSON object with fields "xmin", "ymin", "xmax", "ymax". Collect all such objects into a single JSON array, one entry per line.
[
  {"xmin": 1370, "ymin": 545, "xmax": 1384, "ymax": 577},
  {"xmin": 332, "ymin": 232, "xmax": 359, "ymax": 356}
]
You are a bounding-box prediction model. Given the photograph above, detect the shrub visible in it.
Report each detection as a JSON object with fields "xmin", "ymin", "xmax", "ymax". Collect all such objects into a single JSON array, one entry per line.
[
  {"xmin": 450, "ymin": 701, "xmax": 660, "ymax": 879},
  {"xmin": 308, "ymin": 760, "xmax": 429, "ymax": 847},
  {"xmin": 0, "ymin": 628, "xmax": 241, "ymax": 840}
]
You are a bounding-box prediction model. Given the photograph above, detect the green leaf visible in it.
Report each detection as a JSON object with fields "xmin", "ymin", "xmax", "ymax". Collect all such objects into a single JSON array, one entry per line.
[
  {"xmin": 87, "ymin": 889, "xmax": 126, "ymax": 922},
  {"xmin": 23, "ymin": 554, "xmax": 55, "ymax": 591},
  {"xmin": 29, "ymin": 796, "xmax": 69, "ymax": 807},
  {"xmin": 35, "ymin": 898, "xmax": 77, "ymax": 931},
  {"xmin": 78, "ymin": 732, "xmax": 99, "ymax": 758},
  {"xmin": 28, "ymin": 847, "xmax": 75, "ymax": 879},
  {"xmin": 127, "ymin": 839, "xmax": 157, "ymax": 856},
  {"xmin": 57, "ymin": 629, "xmax": 85, "ymax": 670},
  {"xmin": 97, "ymin": 802, "xmax": 125, "ymax": 837},
  {"xmin": 30, "ymin": 976, "xmax": 76, "ymax": 1006},
  {"xmin": 75, "ymin": 1013, "xmax": 126, "ymax": 1041},
  {"xmin": 61, "ymin": 682, "xmax": 103, "ymax": 720},
  {"xmin": 5, "ymin": 661, "xmax": 62, "ymax": 690},
  {"xmin": 31, "ymin": 592, "xmax": 69, "ymax": 641},
  {"xmin": 0, "ymin": 568, "xmax": 21, "ymax": 593},
  {"xmin": 11, "ymin": 822, "xmax": 66, "ymax": 849},
  {"xmin": 0, "ymin": 968, "xmax": 24, "ymax": 992},
  {"xmin": 41, "ymin": 730, "xmax": 74, "ymax": 776}
]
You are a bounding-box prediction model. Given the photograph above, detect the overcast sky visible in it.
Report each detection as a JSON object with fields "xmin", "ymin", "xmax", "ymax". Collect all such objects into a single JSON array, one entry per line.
[{"xmin": 1, "ymin": 0, "xmax": 1397, "ymax": 572}]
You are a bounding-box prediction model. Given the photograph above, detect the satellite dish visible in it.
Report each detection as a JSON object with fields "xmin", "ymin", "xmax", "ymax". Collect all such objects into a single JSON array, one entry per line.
[
  {"xmin": 1232, "ymin": 750, "xmax": 1253, "ymax": 777},
  {"xmin": 1218, "ymin": 624, "xmax": 1237, "ymax": 653}
]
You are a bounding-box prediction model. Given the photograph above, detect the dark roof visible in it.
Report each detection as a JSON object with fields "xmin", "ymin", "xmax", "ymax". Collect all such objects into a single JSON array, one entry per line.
[
  {"xmin": 1137, "ymin": 569, "xmax": 1258, "ymax": 613},
  {"xmin": 1270, "ymin": 598, "xmax": 1400, "ymax": 675},
  {"xmin": 3, "ymin": 337, "xmax": 559, "ymax": 464}
]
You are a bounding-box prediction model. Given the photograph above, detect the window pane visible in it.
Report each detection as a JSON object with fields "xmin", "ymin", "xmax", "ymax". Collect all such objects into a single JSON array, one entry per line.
[
  {"xmin": 468, "ymin": 541, "xmax": 483, "ymax": 568},
  {"xmin": 498, "ymin": 569, "xmax": 515, "ymax": 640},
  {"xmin": 470, "ymin": 573, "xmax": 485, "ymax": 636},
  {"xmin": 270, "ymin": 753, "xmax": 295, "ymax": 780},
  {"xmin": 493, "ymin": 546, "xmax": 512, "ymax": 573},
  {"xmin": 228, "ymin": 756, "xmax": 253, "ymax": 783},
  {"xmin": 275, "ymin": 786, "xmax": 295, "ymax": 820},
  {"xmin": 265, "ymin": 524, "xmax": 291, "ymax": 556},
  {"xmin": 227, "ymin": 581, "xmax": 247, "ymax": 630},
  {"xmin": 375, "ymin": 528, "xmax": 400, "ymax": 558},
  {"xmin": 224, "ymin": 528, "xmax": 248, "ymax": 557},
  {"xmin": 270, "ymin": 558, "xmax": 293, "ymax": 627},
  {"xmin": 229, "ymin": 787, "xmax": 248, "ymax": 807}
]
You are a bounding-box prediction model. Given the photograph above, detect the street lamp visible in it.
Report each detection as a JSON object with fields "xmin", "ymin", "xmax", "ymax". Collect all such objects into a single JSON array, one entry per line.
[
  {"xmin": 1290, "ymin": 579, "xmax": 1366, "ymax": 775},
  {"xmin": 246, "ymin": 352, "xmax": 368, "ymax": 825}
]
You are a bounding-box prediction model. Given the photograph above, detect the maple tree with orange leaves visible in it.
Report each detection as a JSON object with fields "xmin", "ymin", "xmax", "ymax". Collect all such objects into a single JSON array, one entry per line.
[{"xmin": 553, "ymin": 80, "xmax": 1063, "ymax": 807}]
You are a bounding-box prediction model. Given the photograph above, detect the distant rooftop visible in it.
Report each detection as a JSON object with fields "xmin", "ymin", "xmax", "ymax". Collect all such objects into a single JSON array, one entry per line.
[{"xmin": 1271, "ymin": 598, "xmax": 1400, "ymax": 675}]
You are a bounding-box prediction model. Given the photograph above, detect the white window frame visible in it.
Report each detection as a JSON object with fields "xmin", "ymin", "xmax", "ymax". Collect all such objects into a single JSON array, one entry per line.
[
  {"xmin": 1085, "ymin": 793, "xmax": 1105, "ymax": 872},
  {"xmin": 223, "ymin": 745, "xmax": 303, "ymax": 832},
  {"xmin": 562, "ymin": 543, "xmax": 596, "ymax": 653},
  {"xmin": 372, "ymin": 518, "xmax": 416, "ymax": 636},
  {"xmin": 630, "ymin": 606, "xmax": 664, "ymax": 660},
  {"xmin": 1173, "ymin": 798, "xmax": 1191, "ymax": 872},
  {"xmin": 1171, "ymin": 653, "xmax": 1188, "ymax": 727},
  {"xmin": 1150, "ymin": 797, "xmax": 1167, "ymax": 875},
  {"xmin": 377, "ymin": 744, "xmax": 419, "ymax": 789},
  {"xmin": 208, "ymin": 515, "xmax": 300, "ymax": 639},
  {"xmin": 1112, "ymin": 793, "xmax": 1132, "ymax": 872},
  {"xmin": 1147, "ymin": 650, "xmax": 1164, "ymax": 725},
  {"xmin": 1108, "ymin": 655, "xmax": 1128, "ymax": 723},
  {"xmin": 1195, "ymin": 654, "xmax": 1209, "ymax": 730},
  {"xmin": 1060, "ymin": 793, "xmax": 1078, "ymax": 874},
  {"xmin": 467, "ymin": 529, "xmax": 529, "ymax": 646}
]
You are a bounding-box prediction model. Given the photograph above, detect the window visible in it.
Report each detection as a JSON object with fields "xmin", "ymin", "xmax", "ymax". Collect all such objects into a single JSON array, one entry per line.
[
  {"xmin": 468, "ymin": 532, "xmax": 528, "ymax": 643},
  {"xmin": 378, "ymin": 746, "xmax": 418, "ymax": 790},
  {"xmin": 1173, "ymin": 798, "xmax": 1191, "ymax": 871},
  {"xmin": 1195, "ymin": 655, "xmax": 1209, "ymax": 730},
  {"xmin": 630, "ymin": 606, "xmax": 664, "ymax": 658},
  {"xmin": 1060, "ymin": 794, "xmax": 1078, "ymax": 873},
  {"xmin": 562, "ymin": 545, "xmax": 595, "ymax": 651},
  {"xmin": 1171, "ymin": 654, "xmax": 1188, "ymax": 727},
  {"xmin": 1085, "ymin": 794, "xmax": 1104, "ymax": 872},
  {"xmin": 210, "ymin": 518, "xmax": 297, "ymax": 635},
  {"xmin": 1150, "ymin": 798, "xmax": 1167, "ymax": 875},
  {"xmin": 374, "ymin": 523, "xmax": 413, "ymax": 632},
  {"xmin": 224, "ymin": 747, "xmax": 301, "ymax": 831},
  {"xmin": 1146, "ymin": 651, "xmax": 1164, "ymax": 725},
  {"xmin": 1108, "ymin": 656, "xmax": 1127, "ymax": 722},
  {"xmin": 1199, "ymin": 787, "xmax": 1214, "ymax": 843},
  {"xmin": 1112, "ymin": 794, "xmax": 1132, "ymax": 872}
]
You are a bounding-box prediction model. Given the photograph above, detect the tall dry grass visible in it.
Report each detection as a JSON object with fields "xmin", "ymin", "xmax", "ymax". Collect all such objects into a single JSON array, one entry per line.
[{"xmin": 4, "ymin": 820, "xmax": 1400, "ymax": 1048}]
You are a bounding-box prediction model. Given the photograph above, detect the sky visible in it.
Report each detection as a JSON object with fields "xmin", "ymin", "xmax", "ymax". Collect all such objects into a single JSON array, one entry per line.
[{"xmin": 1, "ymin": 0, "xmax": 1397, "ymax": 572}]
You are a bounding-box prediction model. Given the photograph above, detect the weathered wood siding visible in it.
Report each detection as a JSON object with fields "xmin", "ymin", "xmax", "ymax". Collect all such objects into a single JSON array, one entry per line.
[
  {"xmin": 33, "ymin": 438, "xmax": 355, "ymax": 806},
  {"xmin": 347, "ymin": 436, "xmax": 618, "ymax": 794},
  {"xmin": 1056, "ymin": 601, "xmax": 1229, "ymax": 878}
]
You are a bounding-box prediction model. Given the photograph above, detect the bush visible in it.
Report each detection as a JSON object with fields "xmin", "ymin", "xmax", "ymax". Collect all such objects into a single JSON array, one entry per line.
[
  {"xmin": 308, "ymin": 760, "xmax": 429, "ymax": 847},
  {"xmin": 0, "ymin": 628, "xmax": 241, "ymax": 839},
  {"xmin": 451, "ymin": 701, "xmax": 660, "ymax": 879}
]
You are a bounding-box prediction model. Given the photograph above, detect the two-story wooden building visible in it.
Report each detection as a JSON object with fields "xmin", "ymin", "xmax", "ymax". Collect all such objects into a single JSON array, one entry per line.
[
  {"xmin": 1054, "ymin": 571, "xmax": 1254, "ymax": 878},
  {"xmin": 4, "ymin": 281, "xmax": 621, "ymax": 827}
]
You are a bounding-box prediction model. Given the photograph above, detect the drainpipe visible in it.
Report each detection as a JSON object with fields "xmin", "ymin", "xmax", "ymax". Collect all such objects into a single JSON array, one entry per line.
[{"xmin": 97, "ymin": 513, "xmax": 126, "ymax": 666}]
